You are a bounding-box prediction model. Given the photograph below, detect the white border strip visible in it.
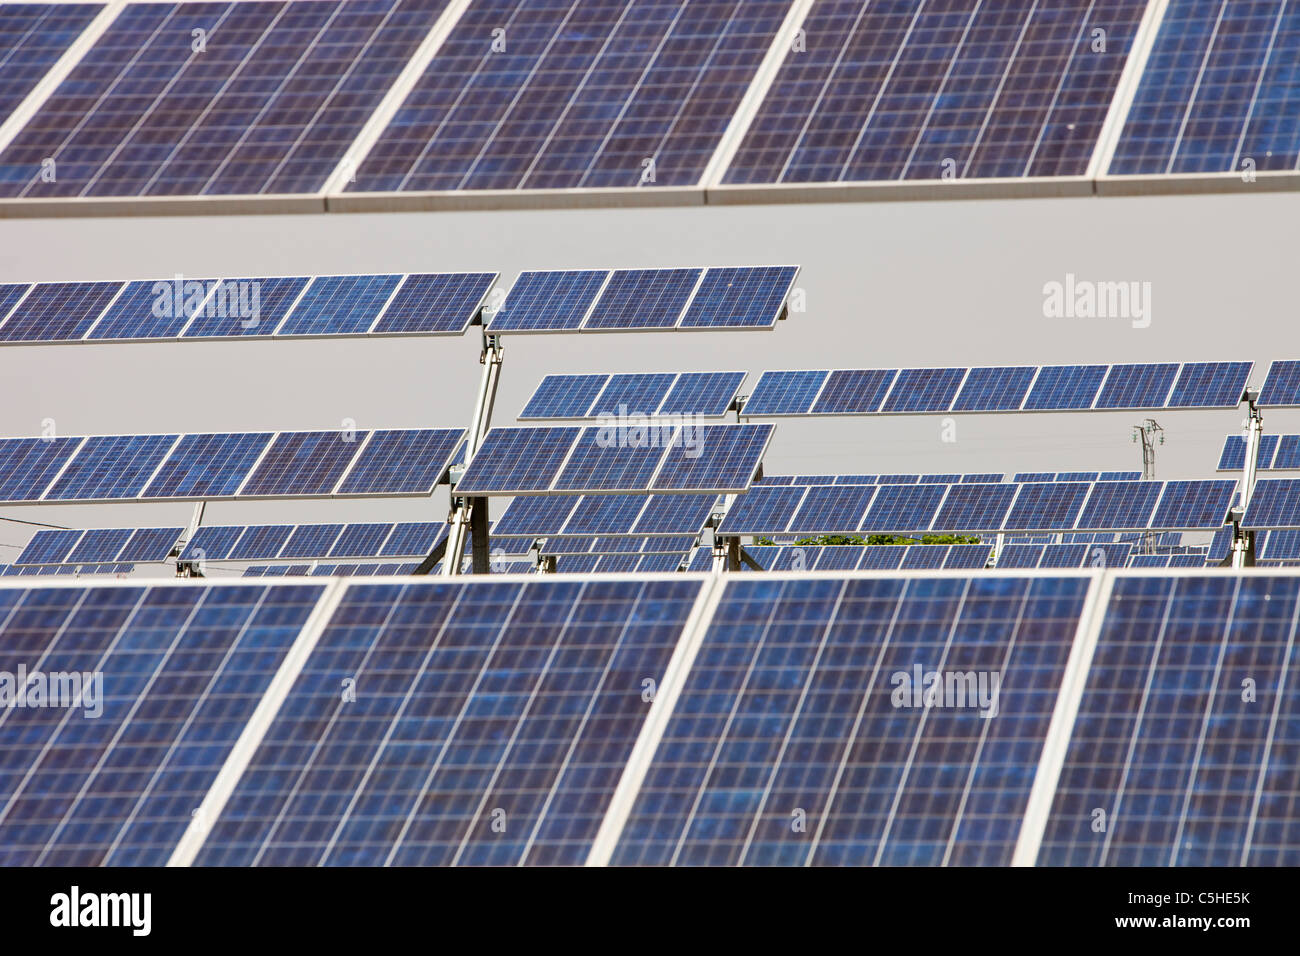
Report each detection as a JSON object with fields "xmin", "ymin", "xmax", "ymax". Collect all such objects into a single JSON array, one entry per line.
[{"xmin": 1088, "ymin": 0, "xmax": 1170, "ymax": 179}]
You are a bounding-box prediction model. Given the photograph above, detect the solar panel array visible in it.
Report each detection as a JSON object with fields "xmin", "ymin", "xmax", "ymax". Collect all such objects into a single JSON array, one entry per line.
[
  {"xmin": 0, "ymin": 562, "xmax": 133, "ymax": 577},
  {"xmin": 521, "ymin": 371, "xmax": 745, "ymax": 419},
  {"xmin": 488, "ymin": 266, "xmax": 798, "ymax": 333},
  {"xmin": 0, "ymin": 3, "xmax": 102, "ymax": 119},
  {"xmin": 0, "ymin": 428, "xmax": 463, "ymax": 504},
  {"xmin": 0, "ymin": 273, "xmax": 495, "ymax": 343},
  {"xmin": 742, "ymin": 363, "xmax": 1253, "ymax": 416},
  {"xmin": 179, "ymin": 521, "xmax": 446, "ymax": 563},
  {"xmin": 494, "ymin": 493, "xmax": 716, "ymax": 538},
  {"xmin": 1218, "ymin": 434, "xmax": 1296, "ymax": 471},
  {"xmin": 15, "ymin": 526, "xmax": 182, "ymax": 566}
]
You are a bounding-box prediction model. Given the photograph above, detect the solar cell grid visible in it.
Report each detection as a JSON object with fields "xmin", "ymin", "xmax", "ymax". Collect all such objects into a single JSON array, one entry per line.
[
  {"xmin": 717, "ymin": 485, "xmax": 806, "ymax": 536},
  {"xmin": 931, "ymin": 483, "xmax": 1017, "ymax": 532},
  {"xmin": 65, "ymin": 528, "xmax": 133, "ymax": 564},
  {"xmin": 880, "ymin": 367, "xmax": 967, "ymax": 413},
  {"xmin": 789, "ymin": 485, "xmax": 875, "ymax": 534},
  {"xmin": 180, "ymin": 526, "xmax": 243, "ymax": 563},
  {"xmin": 378, "ymin": 522, "xmax": 445, "ymax": 558},
  {"xmin": 997, "ymin": 544, "xmax": 1044, "ymax": 569},
  {"xmin": 588, "ymin": 373, "xmax": 677, "ymax": 418},
  {"xmin": 14, "ymin": 529, "xmax": 82, "ymax": 566},
  {"xmin": 182, "ymin": 276, "xmax": 309, "ymax": 338},
  {"xmin": 0, "ymin": 437, "xmax": 81, "ymax": 503},
  {"xmin": 1022, "ymin": 365, "xmax": 1107, "ymax": 411},
  {"xmin": 492, "ymin": 495, "xmax": 578, "ymax": 537},
  {"xmin": 657, "ymin": 372, "xmax": 746, "ymax": 418},
  {"xmin": 631, "ymin": 494, "xmax": 717, "ymax": 536},
  {"xmin": 44, "ymin": 433, "xmax": 178, "ymax": 501},
  {"xmin": 1243, "ymin": 478, "xmax": 1300, "ymax": 529},
  {"xmin": 334, "ymin": 428, "xmax": 464, "ymax": 496},
  {"xmin": 279, "ymin": 524, "xmax": 346, "ymax": 559},
  {"xmin": 276, "ymin": 275, "xmax": 402, "ymax": 337},
  {"xmin": 371, "ymin": 272, "xmax": 497, "ymax": 335},
  {"xmin": 650, "ymin": 424, "xmax": 773, "ymax": 493},
  {"xmin": 0, "ymin": 281, "xmax": 122, "ymax": 342},
  {"xmin": 1095, "ymin": 363, "xmax": 1178, "ymax": 409},
  {"xmin": 1259, "ymin": 361, "xmax": 1300, "ymax": 407},
  {"xmin": 808, "ymin": 369, "xmax": 897, "ymax": 415},
  {"xmin": 0, "ymin": 4, "xmax": 102, "ymax": 120},
  {"xmin": 858, "ymin": 483, "xmax": 946, "ymax": 533},
  {"xmin": 329, "ymin": 523, "xmax": 395, "ymax": 559},
  {"xmin": 742, "ymin": 370, "xmax": 829, "ymax": 416},
  {"xmin": 1075, "ymin": 481, "xmax": 1164, "ymax": 530},
  {"xmin": 115, "ymin": 527, "xmax": 184, "ymax": 563},
  {"xmin": 857, "ymin": 545, "xmax": 905, "ymax": 570},
  {"xmin": 1274, "ymin": 435, "xmax": 1300, "ymax": 470},
  {"xmin": 240, "ymin": 430, "xmax": 366, "ymax": 498},
  {"xmin": 951, "ymin": 366, "xmax": 1036, "ymax": 412},
  {"xmin": 581, "ymin": 269, "xmax": 701, "ymax": 331},
  {"xmin": 1166, "ymin": 361, "xmax": 1252, "ymax": 408},
  {"xmin": 456, "ymin": 427, "xmax": 582, "ymax": 495},
  {"xmin": 553, "ymin": 427, "xmax": 668, "ymax": 493},
  {"xmin": 142, "ymin": 432, "xmax": 271, "ymax": 499},
  {"xmin": 1151, "ymin": 479, "xmax": 1237, "ymax": 530},
  {"xmin": 678, "ymin": 266, "xmax": 797, "ymax": 330},
  {"xmin": 520, "ymin": 375, "xmax": 608, "ymax": 420},
  {"xmin": 488, "ymin": 271, "xmax": 609, "ymax": 333},
  {"xmin": 87, "ymin": 278, "xmax": 216, "ymax": 340},
  {"xmin": 561, "ymin": 494, "xmax": 647, "ymax": 536}
]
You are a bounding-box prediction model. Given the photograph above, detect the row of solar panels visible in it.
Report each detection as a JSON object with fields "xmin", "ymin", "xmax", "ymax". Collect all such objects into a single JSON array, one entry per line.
[
  {"xmin": 693, "ymin": 542, "xmax": 1191, "ymax": 571},
  {"xmin": 758, "ymin": 472, "xmax": 1144, "ymax": 486},
  {"xmin": 1220, "ymin": 434, "xmax": 1300, "ymax": 471},
  {"xmin": 244, "ymin": 563, "xmax": 423, "ymax": 578},
  {"xmin": 5, "ymin": 571, "xmax": 1300, "ymax": 867},
  {"xmin": 0, "ymin": 266, "xmax": 797, "ymax": 344},
  {"xmin": 495, "ymin": 493, "xmax": 717, "ymax": 538},
  {"xmin": 522, "ymin": 372, "xmax": 745, "ymax": 421},
  {"xmin": 0, "ymin": 563, "xmax": 133, "ymax": 576},
  {"xmin": 0, "ymin": 1, "xmax": 1294, "ymax": 206},
  {"xmin": 719, "ymin": 479, "xmax": 1240, "ymax": 534},
  {"xmin": 0, "ymin": 428, "xmax": 463, "ymax": 503}
]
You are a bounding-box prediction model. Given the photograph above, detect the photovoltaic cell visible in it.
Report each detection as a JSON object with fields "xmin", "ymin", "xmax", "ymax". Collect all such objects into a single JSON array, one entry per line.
[
  {"xmin": 1022, "ymin": 365, "xmax": 1107, "ymax": 411},
  {"xmin": 561, "ymin": 495, "xmax": 647, "ymax": 535},
  {"xmin": 1038, "ymin": 544, "xmax": 1090, "ymax": 569},
  {"xmin": 0, "ymin": 582, "xmax": 325, "ymax": 865},
  {"xmin": 1261, "ymin": 529, "xmax": 1300, "ymax": 560},
  {"xmin": 950, "ymin": 366, "xmax": 1036, "ymax": 412},
  {"xmin": 1218, "ymin": 434, "xmax": 1279, "ymax": 471},
  {"xmin": 14, "ymin": 529, "xmax": 82, "ymax": 565},
  {"xmin": 931, "ymin": 483, "xmax": 1017, "ymax": 532},
  {"xmin": 1095, "ymin": 363, "xmax": 1178, "ymax": 409},
  {"xmin": 678, "ymin": 267, "xmax": 797, "ymax": 329},
  {"xmin": 1166, "ymin": 362, "xmax": 1252, "ymax": 408},
  {"xmin": 488, "ymin": 271, "xmax": 609, "ymax": 333},
  {"xmin": 881, "ymin": 367, "xmax": 967, "ymax": 413},
  {"xmin": 657, "ymin": 372, "xmax": 746, "ymax": 417},
  {"xmin": 378, "ymin": 522, "xmax": 444, "ymax": 558},
  {"xmin": 0, "ymin": 437, "xmax": 81, "ymax": 502},
  {"xmin": 1001, "ymin": 482, "xmax": 1091, "ymax": 531},
  {"xmin": 582, "ymin": 269, "xmax": 701, "ymax": 331},
  {"xmin": 1075, "ymin": 481, "xmax": 1164, "ymax": 530},
  {"xmin": 612, "ymin": 576, "xmax": 1091, "ymax": 866},
  {"xmin": 1243, "ymin": 479, "xmax": 1300, "ymax": 529},
  {"xmin": 1039, "ymin": 576, "xmax": 1300, "ymax": 865},
  {"xmin": 997, "ymin": 544, "xmax": 1044, "ymax": 569},
  {"xmin": 335, "ymin": 429, "xmax": 464, "ymax": 496},
  {"xmin": 141, "ymin": 432, "xmax": 271, "ymax": 499},
  {"xmin": 520, "ymin": 375, "xmax": 608, "ymax": 420},
  {"xmin": 1151, "ymin": 479, "xmax": 1237, "ymax": 530},
  {"xmin": 180, "ymin": 526, "xmax": 243, "ymax": 562},
  {"xmin": 944, "ymin": 544, "xmax": 991, "ymax": 569},
  {"xmin": 1274, "ymin": 435, "xmax": 1300, "ymax": 470},
  {"xmin": 717, "ymin": 486, "xmax": 806, "ymax": 536},
  {"xmin": 275, "ymin": 275, "xmax": 402, "ymax": 336},
  {"xmin": 181, "ymin": 276, "xmax": 309, "ymax": 338},
  {"xmin": 741, "ymin": 370, "xmax": 829, "ymax": 416},
  {"xmin": 858, "ymin": 484, "xmax": 946, "ymax": 532},
  {"xmin": 810, "ymin": 369, "xmax": 897, "ymax": 415},
  {"xmin": 631, "ymin": 494, "xmax": 717, "ymax": 536},
  {"xmin": 329, "ymin": 524, "xmax": 394, "ymax": 559},
  {"xmin": 1259, "ymin": 361, "xmax": 1300, "ymax": 407},
  {"xmin": 87, "ymin": 278, "xmax": 213, "ymax": 340},
  {"xmin": 371, "ymin": 272, "xmax": 497, "ymax": 335},
  {"xmin": 492, "ymin": 495, "xmax": 578, "ymax": 537},
  {"xmin": 0, "ymin": 281, "xmax": 121, "ymax": 342},
  {"xmin": 240, "ymin": 431, "xmax": 366, "ymax": 497},
  {"xmin": 279, "ymin": 524, "xmax": 346, "ymax": 559},
  {"xmin": 857, "ymin": 546, "xmax": 905, "ymax": 570},
  {"xmin": 196, "ymin": 578, "xmax": 702, "ymax": 866},
  {"xmin": 455, "ymin": 427, "xmax": 582, "ymax": 495},
  {"xmin": 0, "ymin": 4, "xmax": 102, "ymax": 119},
  {"xmin": 44, "ymin": 434, "xmax": 178, "ymax": 501},
  {"xmin": 650, "ymin": 424, "xmax": 773, "ymax": 493},
  {"xmin": 588, "ymin": 374, "xmax": 677, "ymax": 418},
  {"xmin": 553, "ymin": 428, "xmax": 665, "ymax": 493},
  {"xmin": 65, "ymin": 528, "xmax": 133, "ymax": 564},
  {"xmin": 789, "ymin": 485, "xmax": 875, "ymax": 534},
  {"xmin": 227, "ymin": 525, "xmax": 296, "ymax": 561}
]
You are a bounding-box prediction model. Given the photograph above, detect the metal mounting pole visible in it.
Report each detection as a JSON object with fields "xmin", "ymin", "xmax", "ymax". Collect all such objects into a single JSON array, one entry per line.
[
  {"xmin": 442, "ymin": 332, "xmax": 504, "ymax": 576},
  {"xmin": 176, "ymin": 500, "xmax": 207, "ymax": 577},
  {"xmin": 1132, "ymin": 419, "xmax": 1164, "ymax": 554},
  {"xmin": 1232, "ymin": 388, "xmax": 1263, "ymax": 569}
]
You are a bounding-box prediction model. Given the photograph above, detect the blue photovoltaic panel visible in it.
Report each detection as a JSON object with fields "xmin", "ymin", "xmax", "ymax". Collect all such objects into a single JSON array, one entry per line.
[
  {"xmin": 553, "ymin": 428, "xmax": 665, "ymax": 493},
  {"xmin": 789, "ymin": 486, "xmax": 875, "ymax": 534},
  {"xmin": 1038, "ymin": 544, "xmax": 1090, "ymax": 569},
  {"xmin": 1261, "ymin": 529, "xmax": 1300, "ymax": 560},
  {"xmin": 520, "ymin": 374, "xmax": 608, "ymax": 420},
  {"xmin": 181, "ymin": 276, "xmax": 309, "ymax": 338},
  {"xmin": 275, "ymin": 275, "xmax": 402, "ymax": 337},
  {"xmin": 717, "ymin": 486, "xmax": 806, "ymax": 536},
  {"xmin": 240, "ymin": 431, "xmax": 366, "ymax": 498},
  {"xmin": 280, "ymin": 524, "xmax": 346, "ymax": 559},
  {"xmin": 836, "ymin": 475, "xmax": 879, "ymax": 484},
  {"xmin": 898, "ymin": 545, "xmax": 948, "ymax": 570},
  {"xmin": 613, "ymin": 576, "xmax": 1090, "ymax": 866},
  {"xmin": 551, "ymin": 554, "xmax": 603, "ymax": 574},
  {"xmin": 687, "ymin": 548, "xmax": 713, "ymax": 572},
  {"xmin": 1075, "ymin": 481, "xmax": 1164, "ymax": 530},
  {"xmin": 880, "ymin": 367, "xmax": 967, "ymax": 413},
  {"xmin": 812, "ymin": 546, "xmax": 865, "ymax": 571},
  {"xmin": 944, "ymin": 544, "xmax": 991, "ymax": 569},
  {"xmin": 348, "ymin": 1, "xmax": 789, "ymax": 193},
  {"xmin": 44, "ymin": 434, "xmax": 177, "ymax": 501},
  {"xmin": 1127, "ymin": 554, "xmax": 1172, "ymax": 568},
  {"xmin": 997, "ymin": 544, "xmax": 1044, "ymax": 569},
  {"xmin": 456, "ymin": 427, "xmax": 582, "ymax": 495},
  {"xmin": 594, "ymin": 554, "xmax": 641, "ymax": 574},
  {"xmin": 725, "ymin": 1, "xmax": 1145, "ymax": 185},
  {"xmin": 14, "ymin": 529, "xmax": 83, "ymax": 565},
  {"xmin": 1168, "ymin": 554, "xmax": 1209, "ymax": 568},
  {"xmin": 810, "ymin": 369, "xmax": 898, "ymax": 415},
  {"xmin": 1166, "ymin": 362, "xmax": 1252, "ymax": 408},
  {"xmin": 657, "ymin": 372, "xmax": 746, "ymax": 417},
  {"xmin": 116, "ymin": 527, "xmax": 183, "ymax": 563},
  {"xmin": 1040, "ymin": 576, "xmax": 1300, "ymax": 866},
  {"xmin": 1259, "ymin": 361, "xmax": 1300, "ymax": 407},
  {"xmin": 492, "ymin": 495, "xmax": 579, "ymax": 537},
  {"xmin": 179, "ymin": 526, "xmax": 242, "ymax": 562},
  {"xmin": 378, "ymin": 522, "xmax": 444, "ymax": 558},
  {"xmin": 951, "ymin": 366, "xmax": 1036, "ymax": 412},
  {"xmin": 636, "ymin": 553, "xmax": 686, "ymax": 573},
  {"xmin": 1152, "ymin": 479, "xmax": 1238, "ymax": 530},
  {"xmin": 1058, "ymin": 473, "xmax": 1099, "ymax": 482},
  {"xmin": 858, "ymin": 484, "xmax": 946, "ymax": 532},
  {"xmin": 1274, "ymin": 435, "xmax": 1300, "ymax": 470},
  {"xmin": 742, "ymin": 370, "xmax": 829, "ymax": 416},
  {"xmin": 1022, "ymin": 365, "xmax": 1107, "ymax": 411},
  {"xmin": 1002, "ymin": 482, "xmax": 1091, "ymax": 531},
  {"xmin": 0, "ymin": 284, "xmax": 29, "ymax": 324},
  {"xmin": 65, "ymin": 528, "xmax": 133, "ymax": 564},
  {"xmin": 0, "ymin": 1, "xmax": 451, "ymax": 198},
  {"xmin": 561, "ymin": 495, "xmax": 647, "ymax": 536},
  {"xmin": 1218, "ymin": 434, "xmax": 1279, "ymax": 471},
  {"xmin": 632, "ymin": 494, "xmax": 717, "ymax": 536},
  {"xmin": 1015, "ymin": 472, "xmax": 1056, "ymax": 483},
  {"xmin": 0, "ymin": 281, "xmax": 121, "ymax": 342},
  {"xmin": 921, "ymin": 474, "xmax": 960, "ymax": 485},
  {"xmin": 931, "ymin": 483, "xmax": 1017, "ymax": 532},
  {"xmin": 86, "ymin": 278, "xmax": 213, "ymax": 340},
  {"xmin": 0, "ymin": 582, "xmax": 325, "ymax": 866},
  {"xmin": 335, "ymin": 429, "xmax": 464, "ymax": 496},
  {"xmin": 1092, "ymin": 543, "xmax": 1134, "ymax": 568},
  {"xmin": 963, "ymin": 473, "xmax": 1004, "ymax": 483},
  {"xmin": 329, "ymin": 523, "xmax": 395, "ymax": 559},
  {"xmin": 878, "ymin": 475, "xmax": 921, "ymax": 484},
  {"xmin": 1243, "ymin": 479, "xmax": 1300, "ymax": 529},
  {"xmin": 678, "ymin": 267, "xmax": 797, "ymax": 330},
  {"xmin": 489, "ymin": 271, "xmax": 609, "ymax": 333},
  {"xmin": 196, "ymin": 578, "xmax": 702, "ymax": 866},
  {"xmin": 857, "ymin": 546, "xmax": 905, "ymax": 570},
  {"xmin": 0, "ymin": 437, "xmax": 81, "ymax": 502},
  {"xmin": 1095, "ymin": 363, "xmax": 1179, "ymax": 409},
  {"xmin": 372, "ymin": 272, "xmax": 497, "ymax": 335},
  {"xmin": 141, "ymin": 432, "xmax": 271, "ymax": 499},
  {"xmin": 227, "ymin": 525, "xmax": 296, "ymax": 561},
  {"xmin": 582, "ymin": 269, "xmax": 701, "ymax": 331},
  {"xmin": 588, "ymin": 373, "xmax": 677, "ymax": 418},
  {"xmin": 1111, "ymin": 1, "xmax": 1300, "ymax": 176},
  {"xmin": 650, "ymin": 424, "xmax": 773, "ymax": 493},
  {"xmin": 0, "ymin": 5, "xmax": 102, "ymax": 119}
]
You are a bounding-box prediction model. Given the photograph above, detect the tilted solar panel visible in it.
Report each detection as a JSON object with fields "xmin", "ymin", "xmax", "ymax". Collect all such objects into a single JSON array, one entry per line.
[
  {"xmin": 1075, "ymin": 481, "xmax": 1164, "ymax": 530},
  {"xmin": 329, "ymin": 523, "xmax": 394, "ymax": 559},
  {"xmin": 276, "ymin": 275, "xmax": 403, "ymax": 337},
  {"xmin": 880, "ymin": 367, "xmax": 966, "ymax": 413},
  {"xmin": 1166, "ymin": 362, "xmax": 1252, "ymax": 408},
  {"xmin": 520, "ymin": 375, "xmax": 609, "ymax": 420},
  {"xmin": 116, "ymin": 527, "xmax": 184, "ymax": 563},
  {"xmin": 456, "ymin": 427, "xmax": 583, "ymax": 495},
  {"xmin": 492, "ymin": 495, "xmax": 579, "ymax": 538},
  {"xmin": 931, "ymin": 483, "xmax": 1017, "ymax": 532},
  {"xmin": 1022, "ymin": 365, "xmax": 1107, "ymax": 411},
  {"xmin": 650, "ymin": 424, "xmax": 773, "ymax": 493},
  {"xmin": 239, "ymin": 431, "xmax": 366, "ymax": 498},
  {"xmin": 789, "ymin": 485, "xmax": 875, "ymax": 534},
  {"xmin": 553, "ymin": 427, "xmax": 667, "ymax": 493},
  {"xmin": 378, "ymin": 522, "xmax": 445, "ymax": 558},
  {"xmin": 631, "ymin": 494, "xmax": 717, "ymax": 536},
  {"xmin": 588, "ymin": 373, "xmax": 677, "ymax": 418},
  {"xmin": 1259, "ymin": 361, "xmax": 1300, "ymax": 407},
  {"xmin": 488, "ymin": 271, "xmax": 609, "ymax": 333},
  {"xmin": 225, "ymin": 525, "xmax": 295, "ymax": 562},
  {"xmin": 858, "ymin": 483, "xmax": 946, "ymax": 533},
  {"xmin": 560, "ymin": 495, "xmax": 647, "ymax": 536},
  {"xmin": 65, "ymin": 528, "xmax": 133, "ymax": 564},
  {"xmin": 657, "ymin": 372, "xmax": 746, "ymax": 418},
  {"xmin": 87, "ymin": 278, "xmax": 216, "ymax": 340},
  {"xmin": 279, "ymin": 524, "xmax": 346, "ymax": 559},
  {"xmin": 742, "ymin": 370, "xmax": 829, "ymax": 416},
  {"xmin": 182, "ymin": 276, "xmax": 309, "ymax": 338},
  {"xmin": 44, "ymin": 434, "xmax": 178, "ymax": 501},
  {"xmin": 180, "ymin": 526, "xmax": 243, "ymax": 562},
  {"xmin": 997, "ymin": 544, "xmax": 1045, "ymax": 569},
  {"xmin": 581, "ymin": 269, "xmax": 702, "ymax": 332},
  {"xmin": 0, "ymin": 281, "xmax": 122, "ymax": 342},
  {"xmin": 1095, "ymin": 363, "xmax": 1179, "ymax": 409},
  {"xmin": 1151, "ymin": 479, "xmax": 1237, "ymax": 530},
  {"xmin": 951, "ymin": 366, "xmax": 1036, "ymax": 412},
  {"xmin": 335, "ymin": 429, "xmax": 464, "ymax": 496},
  {"xmin": 371, "ymin": 272, "xmax": 497, "ymax": 335},
  {"xmin": 0, "ymin": 4, "xmax": 102, "ymax": 119},
  {"xmin": 678, "ymin": 267, "xmax": 798, "ymax": 330},
  {"xmin": 717, "ymin": 485, "xmax": 807, "ymax": 536},
  {"xmin": 141, "ymin": 432, "xmax": 271, "ymax": 499},
  {"xmin": 1218, "ymin": 434, "xmax": 1279, "ymax": 471},
  {"xmin": 1275, "ymin": 435, "xmax": 1300, "ymax": 470},
  {"xmin": 1002, "ymin": 482, "xmax": 1091, "ymax": 531},
  {"xmin": 14, "ymin": 528, "xmax": 83, "ymax": 566},
  {"xmin": 1243, "ymin": 479, "xmax": 1300, "ymax": 529}
]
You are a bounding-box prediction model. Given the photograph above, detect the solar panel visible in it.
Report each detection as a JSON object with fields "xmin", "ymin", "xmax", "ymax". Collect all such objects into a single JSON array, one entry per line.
[
  {"xmin": 612, "ymin": 576, "xmax": 1092, "ymax": 866},
  {"xmin": 581, "ymin": 269, "xmax": 702, "ymax": 331},
  {"xmin": 858, "ymin": 484, "xmax": 946, "ymax": 533},
  {"xmin": 1243, "ymin": 479, "xmax": 1300, "ymax": 529},
  {"xmin": 520, "ymin": 374, "xmax": 609, "ymax": 420},
  {"xmin": 1075, "ymin": 481, "xmax": 1163, "ymax": 530},
  {"xmin": 678, "ymin": 267, "xmax": 798, "ymax": 330},
  {"xmin": 14, "ymin": 529, "xmax": 83, "ymax": 565},
  {"xmin": 898, "ymin": 545, "xmax": 948, "ymax": 569},
  {"xmin": 0, "ymin": 284, "xmax": 29, "ymax": 326},
  {"xmin": 1261, "ymin": 529, "xmax": 1300, "ymax": 560},
  {"xmin": 561, "ymin": 495, "xmax": 647, "ymax": 536},
  {"xmin": 349, "ymin": 1, "xmax": 790, "ymax": 193},
  {"xmin": 378, "ymin": 522, "xmax": 445, "ymax": 558},
  {"xmin": 223, "ymin": 525, "xmax": 294, "ymax": 562},
  {"xmin": 789, "ymin": 486, "xmax": 875, "ymax": 534},
  {"xmin": 1259, "ymin": 361, "xmax": 1300, "ymax": 407},
  {"xmin": 182, "ymin": 276, "xmax": 309, "ymax": 338},
  {"xmin": 116, "ymin": 527, "xmax": 184, "ymax": 563},
  {"xmin": 717, "ymin": 485, "xmax": 807, "ymax": 536},
  {"xmin": 240, "ymin": 431, "xmax": 366, "ymax": 498},
  {"xmin": 141, "ymin": 432, "xmax": 271, "ymax": 499},
  {"xmin": 1111, "ymin": 1, "xmax": 1300, "ymax": 176},
  {"xmin": 0, "ymin": 4, "xmax": 102, "ymax": 120},
  {"xmin": 0, "ymin": 0, "xmax": 450, "ymax": 198},
  {"xmin": 809, "ymin": 546, "xmax": 863, "ymax": 571},
  {"xmin": 1274, "ymin": 435, "xmax": 1300, "ymax": 470},
  {"xmin": 1218, "ymin": 434, "xmax": 1280, "ymax": 471},
  {"xmin": 951, "ymin": 366, "xmax": 1036, "ymax": 412},
  {"xmin": 1037, "ymin": 544, "xmax": 1090, "ymax": 569},
  {"xmin": 943, "ymin": 544, "xmax": 991, "ymax": 569},
  {"xmin": 0, "ymin": 582, "xmax": 325, "ymax": 865},
  {"xmin": 742, "ymin": 370, "xmax": 829, "ymax": 416},
  {"xmin": 280, "ymin": 524, "xmax": 346, "ymax": 560},
  {"xmin": 1100, "ymin": 471, "xmax": 1144, "ymax": 481},
  {"xmin": 65, "ymin": 528, "xmax": 134, "ymax": 564},
  {"xmin": 553, "ymin": 427, "xmax": 667, "ymax": 493},
  {"xmin": 1014, "ymin": 472, "xmax": 1057, "ymax": 483},
  {"xmin": 588, "ymin": 374, "xmax": 677, "ymax": 418},
  {"xmin": 180, "ymin": 526, "xmax": 243, "ymax": 562},
  {"xmin": 275, "ymin": 275, "xmax": 402, "ymax": 337},
  {"xmin": 1166, "ymin": 362, "xmax": 1252, "ymax": 408},
  {"xmin": 931, "ymin": 483, "xmax": 1017, "ymax": 532},
  {"xmin": 44, "ymin": 434, "xmax": 178, "ymax": 501},
  {"xmin": 1022, "ymin": 365, "xmax": 1107, "ymax": 411},
  {"xmin": 880, "ymin": 367, "xmax": 966, "ymax": 413},
  {"xmin": 657, "ymin": 372, "xmax": 746, "ymax": 417},
  {"xmin": 810, "ymin": 369, "xmax": 897, "ymax": 415},
  {"xmin": 857, "ymin": 546, "xmax": 905, "ymax": 570},
  {"xmin": 488, "ymin": 271, "xmax": 609, "ymax": 333},
  {"xmin": 635, "ymin": 553, "xmax": 687, "ymax": 573},
  {"xmin": 1040, "ymin": 575, "xmax": 1300, "ymax": 865},
  {"xmin": 1151, "ymin": 479, "xmax": 1238, "ymax": 530},
  {"xmin": 836, "ymin": 474, "xmax": 880, "ymax": 485},
  {"xmin": 0, "ymin": 281, "xmax": 121, "ymax": 342},
  {"xmin": 87, "ymin": 278, "xmax": 214, "ymax": 340},
  {"xmin": 631, "ymin": 494, "xmax": 717, "ymax": 536},
  {"xmin": 724, "ymin": 1, "xmax": 1145, "ymax": 184},
  {"xmin": 963, "ymin": 473, "xmax": 1005, "ymax": 483},
  {"xmin": 329, "ymin": 523, "xmax": 394, "ymax": 559},
  {"xmin": 493, "ymin": 495, "xmax": 579, "ymax": 538},
  {"xmin": 1001, "ymin": 482, "xmax": 1091, "ymax": 531},
  {"xmin": 650, "ymin": 424, "xmax": 773, "ymax": 494},
  {"xmin": 997, "ymin": 544, "xmax": 1044, "ymax": 569},
  {"xmin": 1095, "ymin": 363, "xmax": 1179, "ymax": 409},
  {"xmin": 371, "ymin": 273, "xmax": 497, "ymax": 335},
  {"xmin": 335, "ymin": 429, "xmax": 464, "ymax": 496},
  {"xmin": 456, "ymin": 427, "xmax": 582, "ymax": 496}
]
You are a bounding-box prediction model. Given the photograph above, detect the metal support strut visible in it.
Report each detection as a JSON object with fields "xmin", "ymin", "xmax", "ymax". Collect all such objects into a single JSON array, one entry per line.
[
  {"xmin": 1231, "ymin": 388, "xmax": 1263, "ymax": 569},
  {"xmin": 440, "ymin": 332, "xmax": 503, "ymax": 576}
]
